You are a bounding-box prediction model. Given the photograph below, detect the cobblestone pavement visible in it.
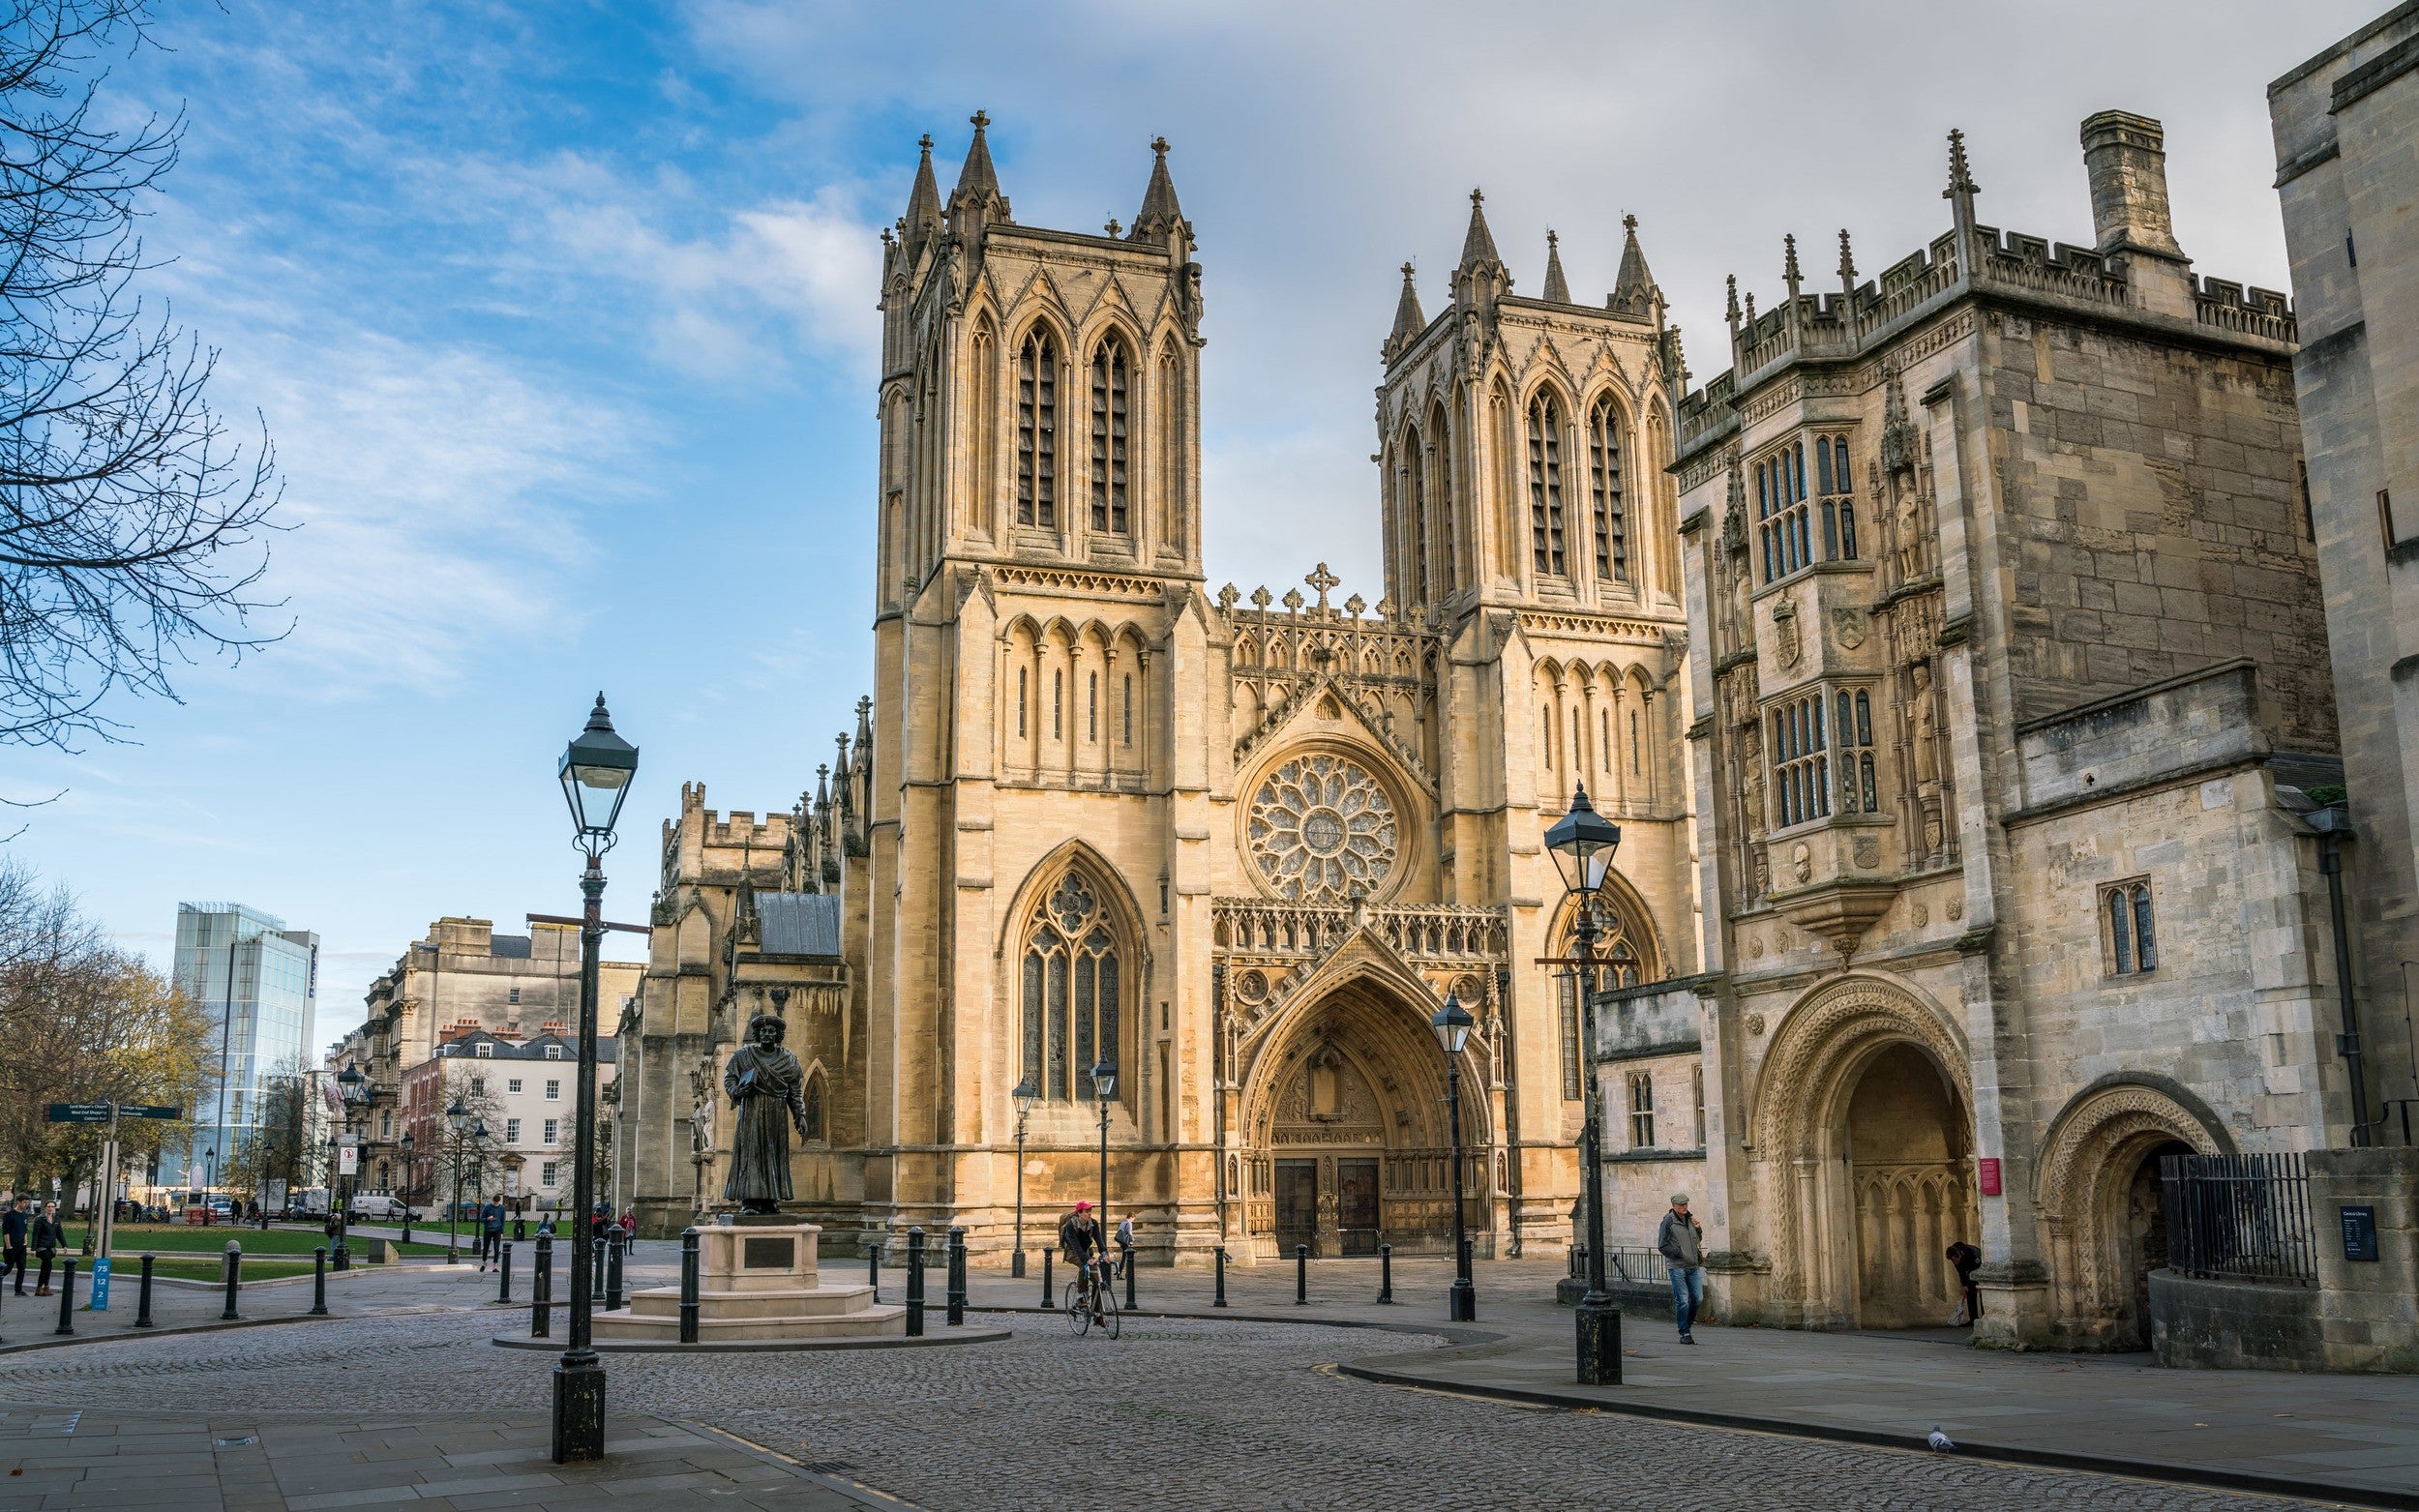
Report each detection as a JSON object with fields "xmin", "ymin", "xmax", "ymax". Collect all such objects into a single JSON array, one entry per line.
[{"xmin": 0, "ymin": 1307, "xmax": 2359, "ymax": 1511}]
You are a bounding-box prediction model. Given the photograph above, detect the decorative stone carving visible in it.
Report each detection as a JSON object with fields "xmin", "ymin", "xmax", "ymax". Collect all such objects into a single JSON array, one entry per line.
[{"xmin": 1247, "ymin": 755, "xmax": 1399, "ymax": 903}]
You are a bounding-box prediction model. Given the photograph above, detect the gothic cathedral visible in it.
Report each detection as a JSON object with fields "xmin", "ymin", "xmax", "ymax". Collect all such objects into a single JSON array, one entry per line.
[{"xmin": 615, "ymin": 114, "xmax": 1697, "ymax": 1265}]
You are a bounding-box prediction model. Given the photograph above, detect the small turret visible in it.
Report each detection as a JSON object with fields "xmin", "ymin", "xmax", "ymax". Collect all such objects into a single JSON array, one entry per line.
[
  {"xmin": 1129, "ymin": 134, "xmax": 1185, "ymax": 243},
  {"xmin": 1541, "ymin": 229, "xmax": 1571, "ymax": 304},
  {"xmin": 1385, "ymin": 261, "xmax": 1427, "ymax": 362},
  {"xmin": 1458, "ymin": 188, "xmax": 1504, "ymax": 275},
  {"xmin": 1453, "ymin": 189, "xmax": 1509, "ymax": 348},
  {"xmin": 947, "ymin": 109, "xmax": 1010, "ymax": 237},
  {"xmin": 1608, "ymin": 215, "xmax": 1658, "ymax": 316},
  {"xmin": 901, "ymin": 133, "xmax": 941, "ymax": 267},
  {"xmin": 1837, "ymin": 228, "xmax": 1857, "ymax": 300}
]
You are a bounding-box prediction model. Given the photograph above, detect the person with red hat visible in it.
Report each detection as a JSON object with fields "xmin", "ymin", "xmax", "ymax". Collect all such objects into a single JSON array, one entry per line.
[{"xmin": 1059, "ymin": 1199, "xmax": 1107, "ymax": 1323}]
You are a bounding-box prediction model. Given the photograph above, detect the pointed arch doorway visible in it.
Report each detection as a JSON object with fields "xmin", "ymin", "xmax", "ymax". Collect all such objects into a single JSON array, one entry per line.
[{"xmin": 1237, "ymin": 983, "xmax": 1484, "ymax": 1260}]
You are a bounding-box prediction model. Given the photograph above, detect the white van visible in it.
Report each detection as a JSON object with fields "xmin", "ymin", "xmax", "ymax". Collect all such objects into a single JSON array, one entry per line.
[{"xmin": 345, "ymin": 1192, "xmax": 422, "ymax": 1223}]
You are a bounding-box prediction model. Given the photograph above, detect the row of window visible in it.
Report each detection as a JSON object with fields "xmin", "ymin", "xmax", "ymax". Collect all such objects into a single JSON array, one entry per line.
[
  {"xmin": 1623, "ymin": 1066, "xmax": 1708, "ymax": 1151},
  {"xmin": 1017, "ymin": 330, "xmax": 1155, "ymax": 537},
  {"xmin": 1765, "ymin": 686, "xmax": 1881, "ymax": 831},
  {"xmin": 1526, "ymin": 393, "xmax": 1632, "ymax": 582},
  {"xmin": 468, "ymin": 1041, "xmax": 567, "ymax": 1060},
  {"xmin": 1013, "ymin": 667, "xmax": 1136, "ymax": 746},
  {"xmin": 466, "ymin": 1076, "xmax": 562, "ymax": 1100},
  {"xmin": 1757, "ymin": 435, "xmax": 1860, "ymax": 584}
]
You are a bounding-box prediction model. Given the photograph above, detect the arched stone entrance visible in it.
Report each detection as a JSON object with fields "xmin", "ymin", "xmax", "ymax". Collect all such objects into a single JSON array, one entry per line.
[
  {"xmin": 2035, "ymin": 1080, "xmax": 2226, "ymax": 1348},
  {"xmin": 1748, "ymin": 977, "xmax": 1975, "ymax": 1329},
  {"xmin": 1237, "ymin": 983, "xmax": 1480, "ymax": 1260}
]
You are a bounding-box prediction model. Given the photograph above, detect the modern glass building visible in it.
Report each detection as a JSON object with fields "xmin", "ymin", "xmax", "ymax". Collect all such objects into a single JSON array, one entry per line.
[{"xmin": 161, "ymin": 903, "xmax": 319, "ymax": 1194}]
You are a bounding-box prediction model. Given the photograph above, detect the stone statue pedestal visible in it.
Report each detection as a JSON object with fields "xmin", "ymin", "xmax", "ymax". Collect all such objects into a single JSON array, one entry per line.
[{"xmin": 592, "ymin": 1221, "xmax": 906, "ymax": 1343}]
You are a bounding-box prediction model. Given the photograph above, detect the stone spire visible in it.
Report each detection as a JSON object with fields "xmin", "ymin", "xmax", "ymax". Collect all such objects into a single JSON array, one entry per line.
[
  {"xmin": 1609, "ymin": 214, "xmax": 1658, "ymax": 315},
  {"xmin": 1837, "ymin": 227, "xmax": 1857, "ymax": 298},
  {"xmin": 1782, "ymin": 233, "xmax": 1804, "ymax": 300},
  {"xmin": 901, "ymin": 132, "xmax": 941, "ymax": 262},
  {"xmin": 1386, "ymin": 261, "xmax": 1426, "ymax": 361},
  {"xmin": 1943, "ymin": 127, "xmax": 1980, "ymax": 246},
  {"xmin": 1129, "ymin": 134, "xmax": 1184, "ymax": 241},
  {"xmin": 1541, "ymin": 230, "xmax": 1571, "ymax": 304},
  {"xmin": 948, "ymin": 109, "xmax": 1009, "ymax": 224},
  {"xmin": 1458, "ymin": 188, "xmax": 1503, "ymax": 274}
]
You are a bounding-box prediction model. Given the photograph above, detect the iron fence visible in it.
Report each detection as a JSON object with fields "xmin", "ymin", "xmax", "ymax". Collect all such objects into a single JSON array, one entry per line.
[
  {"xmin": 2159, "ymin": 1151, "xmax": 2316, "ymax": 1287},
  {"xmin": 1568, "ymin": 1244, "xmax": 1668, "ymax": 1287}
]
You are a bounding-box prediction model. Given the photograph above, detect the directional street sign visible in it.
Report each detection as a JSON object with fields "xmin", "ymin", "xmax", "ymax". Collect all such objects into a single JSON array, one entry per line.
[
  {"xmin": 45, "ymin": 1104, "xmax": 111, "ymax": 1123},
  {"xmin": 122, "ymin": 1106, "xmax": 183, "ymax": 1120}
]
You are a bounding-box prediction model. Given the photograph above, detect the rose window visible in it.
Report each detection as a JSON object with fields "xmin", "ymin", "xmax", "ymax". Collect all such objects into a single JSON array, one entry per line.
[{"xmin": 1248, "ymin": 755, "xmax": 1398, "ymax": 903}]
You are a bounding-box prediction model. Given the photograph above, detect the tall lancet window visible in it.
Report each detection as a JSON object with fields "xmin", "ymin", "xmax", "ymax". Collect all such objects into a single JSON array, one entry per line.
[
  {"xmin": 1021, "ymin": 866, "xmax": 1121, "ymax": 1102},
  {"xmin": 1528, "ymin": 392, "xmax": 1567, "ymax": 577},
  {"xmin": 1090, "ymin": 339, "xmax": 1130, "ymax": 534},
  {"xmin": 1404, "ymin": 430, "xmax": 1428, "ymax": 605},
  {"xmin": 1588, "ymin": 398, "xmax": 1627, "ymax": 581},
  {"xmin": 1017, "ymin": 329, "xmax": 1059, "ymax": 528}
]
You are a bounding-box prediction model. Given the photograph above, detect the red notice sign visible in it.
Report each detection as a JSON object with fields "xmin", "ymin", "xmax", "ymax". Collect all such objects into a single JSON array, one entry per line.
[{"xmin": 1978, "ymin": 1157, "xmax": 2003, "ymax": 1196}]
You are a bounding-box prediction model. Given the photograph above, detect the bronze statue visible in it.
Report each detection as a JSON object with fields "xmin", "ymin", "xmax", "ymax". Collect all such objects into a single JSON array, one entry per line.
[{"xmin": 722, "ymin": 1010, "xmax": 809, "ymax": 1213}]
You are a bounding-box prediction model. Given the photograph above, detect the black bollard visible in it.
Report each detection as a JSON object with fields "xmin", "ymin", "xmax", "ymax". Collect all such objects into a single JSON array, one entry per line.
[
  {"xmin": 53, "ymin": 1260, "xmax": 75, "ymax": 1335},
  {"xmin": 309, "ymin": 1247, "xmax": 327, "ymax": 1317},
  {"xmin": 1295, "ymin": 1242, "xmax": 1308, "ymax": 1305},
  {"xmin": 136, "ymin": 1253, "xmax": 158, "ymax": 1327},
  {"xmin": 946, "ymin": 1227, "xmax": 967, "ymax": 1326},
  {"xmin": 1041, "ymin": 1247, "xmax": 1053, "ymax": 1310},
  {"xmin": 592, "ymin": 1223, "xmax": 607, "ymax": 1292},
  {"xmin": 222, "ymin": 1242, "xmax": 242, "ymax": 1320},
  {"xmin": 531, "ymin": 1232, "xmax": 552, "ymax": 1339},
  {"xmin": 678, "ymin": 1227, "xmax": 701, "ymax": 1345},
  {"xmin": 513, "ymin": 1216, "xmax": 527, "ymax": 1243},
  {"xmin": 1121, "ymin": 1238, "xmax": 1136, "ymax": 1310},
  {"xmin": 867, "ymin": 1234, "xmax": 881, "ymax": 1304},
  {"xmin": 1379, "ymin": 1242, "xmax": 1393, "ymax": 1304},
  {"xmin": 1213, "ymin": 1246, "xmax": 1228, "ymax": 1307},
  {"xmin": 904, "ymin": 1226, "xmax": 926, "ymax": 1338},
  {"xmin": 605, "ymin": 1229, "xmax": 625, "ymax": 1314},
  {"xmin": 497, "ymin": 1241, "xmax": 514, "ymax": 1304}
]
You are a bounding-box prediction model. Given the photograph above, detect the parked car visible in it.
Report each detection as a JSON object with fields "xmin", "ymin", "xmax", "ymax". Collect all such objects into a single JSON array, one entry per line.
[{"xmin": 345, "ymin": 1193, "xmax": 422, "ymax": 1223}]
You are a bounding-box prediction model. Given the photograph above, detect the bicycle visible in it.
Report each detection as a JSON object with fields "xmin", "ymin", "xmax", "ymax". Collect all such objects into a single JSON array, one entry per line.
[{"xmin": 1063, "ymin": 1255, "xmax": 1120, "ymax": 1339}]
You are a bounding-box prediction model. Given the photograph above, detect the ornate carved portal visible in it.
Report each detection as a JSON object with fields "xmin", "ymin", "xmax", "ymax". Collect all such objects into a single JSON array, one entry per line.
[{"xmin": 1232, "ymin": 984, "xmax": 1487, "ymax": 1261}]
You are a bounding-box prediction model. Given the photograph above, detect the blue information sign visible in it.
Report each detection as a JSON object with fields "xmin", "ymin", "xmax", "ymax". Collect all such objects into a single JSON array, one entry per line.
[
  {"xmin": 89, "ymin": 1256, "xmax": 110, "ymax": 1310},
  {"xmin": 2342, "ymin": 1203, "xmax": 2380, "ymax": 1262}
]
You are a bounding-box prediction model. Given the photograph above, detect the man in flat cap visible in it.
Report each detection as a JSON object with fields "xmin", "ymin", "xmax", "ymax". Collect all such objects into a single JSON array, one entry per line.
[{"xmin": 1657, "ymin": 1193, "xmax": 1705, "ymax": 1345}]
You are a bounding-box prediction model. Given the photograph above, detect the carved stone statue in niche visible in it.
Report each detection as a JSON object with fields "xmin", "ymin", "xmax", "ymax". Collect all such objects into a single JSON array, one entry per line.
[
  {"xmin": 722, "ymin": 1010, "xmax": 810, "ymax": 1213},
  {"xmin": 1910, "ymin": 661, "xmax": 1946, "ymax": 859}
]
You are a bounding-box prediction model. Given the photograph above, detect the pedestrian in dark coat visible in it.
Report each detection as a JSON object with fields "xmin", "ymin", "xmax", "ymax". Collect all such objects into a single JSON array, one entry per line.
[{"xmin": 29, "ymin": 1201, "xmax": 64, "ymax": 1296}]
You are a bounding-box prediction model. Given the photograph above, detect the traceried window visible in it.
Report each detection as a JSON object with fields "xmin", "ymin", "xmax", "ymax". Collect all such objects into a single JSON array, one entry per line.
[
  {"xmin": 1769, "ymin": 692, "xmax": 1830, "ymax": 828},
  {"xmin": 1090, "ymin": 339, "xmax": 1130, "ymax": 534},
  {"xmin": 1587, "ymin": 398, "xmax": 1627, "ymax": 581},
  {"xmin": 1834, "ymin": 688, "xmax": 1878, "ymax": 814},
  {"xmin": 802, "ymin": 1070, "xmax": 825, "ymax": 1141},
  {"xmin": 1022, "ymin": 866, "xmax": 1122, "ymax": 1102},
  {"xmin": 1017, "ymin": 329, "xmax": 1059, "ymax": 527},
  {"xmin": 1816, "ymin": 432, "xmax": 1858, "ymax": 562},
  {"xmin": 1628, "ymin": 1072, "xmax": 1657, "ymax": 1148},
  {"xmin": 2104, "ymin": 878, "xmax": 2157, "ymax": 976},
  {"xmin": 1527, "ymin": 392, "xmax": 1567, "ymax": 576},
  {"xmin": 1756, "ymin": 441, "xmax": 1808, "ymax": 582}
]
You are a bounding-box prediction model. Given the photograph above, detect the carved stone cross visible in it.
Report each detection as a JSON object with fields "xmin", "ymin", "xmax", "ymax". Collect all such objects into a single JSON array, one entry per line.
[{"xmin": 1305, "ymin": 562, "xmax": 1340, "ymax": 612}]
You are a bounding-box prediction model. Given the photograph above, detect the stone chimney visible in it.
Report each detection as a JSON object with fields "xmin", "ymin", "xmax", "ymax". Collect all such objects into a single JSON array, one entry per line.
[{"xmin": 2080, "ymin": 110, "xmax": 2184, "ymax": 259}]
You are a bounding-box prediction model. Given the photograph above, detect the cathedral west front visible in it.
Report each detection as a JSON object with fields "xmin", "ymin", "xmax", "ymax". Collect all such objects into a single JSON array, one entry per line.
[{"xmin": 612, "ymin": 106, "xmax": 2380, "ymax": 1350}]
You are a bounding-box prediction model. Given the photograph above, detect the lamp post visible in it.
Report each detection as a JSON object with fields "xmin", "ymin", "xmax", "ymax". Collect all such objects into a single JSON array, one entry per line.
[
  {"xmin": 1546, "ymin": 781, "xmax": 1625, "ymax": 1383},
  {"xmin": 552, "ymin": 693, "xmax": 638, "ymax": 1465},
  {"xmin": 445, "ymin": 1098, "xmax": 470, "ymax": 1265},
  {"xmin": 1090, "ymin": 1061, "xmax": 1117, "ymax": 1242},
  {"xmin": 1431, "ymin": 993, "xmax": 1476, "ymax": 1322},
  {"xmin": 1011, "ymin": 1079, "xmax": 1036, "ymax": 1278},
  {"xmin": 336, "ymin": 1061, "xmax": 367, "ymax": 1269},
  {"xmin": 399, "ymin": 1131, "xmax": 416, "ymax": 1244}
]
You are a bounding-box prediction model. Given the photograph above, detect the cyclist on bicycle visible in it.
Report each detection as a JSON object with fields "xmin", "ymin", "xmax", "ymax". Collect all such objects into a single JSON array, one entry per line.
[{"xmin": 1059, "ymin": 1200, "xmax": 1107, "ymax": 1319}]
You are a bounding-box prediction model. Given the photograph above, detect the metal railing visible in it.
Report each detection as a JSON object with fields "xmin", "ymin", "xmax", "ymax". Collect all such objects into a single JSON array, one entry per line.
[
  {"xmin": 1568, "ymin": 1244, "xmax": 1668, "ymax": 1287},
  {"xmin": 2160, "ymin": 1151, "xmax": 2316, "ymax": 1287}
]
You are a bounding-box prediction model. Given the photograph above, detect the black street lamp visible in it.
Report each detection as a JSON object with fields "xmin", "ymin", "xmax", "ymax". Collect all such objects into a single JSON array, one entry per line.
[
  {"xmin": 552, "ymin": 693, "xmax": 638, "ymax": 1466},
  {"xmin": 1430, "ymin": 993, "xmax": 1476, "ymax": 1322},
  {"xmin": 399, "ymin": 1131, "xmax": 416, "ymax": 1244},
  {"xmin": 1090, "ymin": 1060, "xmax": 1117, "ymax": 1248},
  {"xmin": 335, "ymin": 1061, "xmax": 368, "ymax": 1269},
  {"xmin": 445, "ymin": 1098, "xmax": 470, "ymax": 1265},
  {"xmin": 1010, "ymin": 1079, "xmax": 1036, "ymax": 1278},
  {"xmin": 1546, "ymin": 781, "xmax": 1624, "ymax": 1384}
]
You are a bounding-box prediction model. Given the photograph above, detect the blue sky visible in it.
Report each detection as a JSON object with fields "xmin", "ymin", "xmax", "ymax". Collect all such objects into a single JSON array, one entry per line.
[{"xmin": 2, "ymin": 0, "xmax": 2384, "ymax": 1044}]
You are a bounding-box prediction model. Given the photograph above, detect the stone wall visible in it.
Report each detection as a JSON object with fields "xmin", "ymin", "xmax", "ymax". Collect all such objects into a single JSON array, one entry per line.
[{"xmin": 2149, "ymin": 1271, "xmax": 2322, "ymax": 1370}]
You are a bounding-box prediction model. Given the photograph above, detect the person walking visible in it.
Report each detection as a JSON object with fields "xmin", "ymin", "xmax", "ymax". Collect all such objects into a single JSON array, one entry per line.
[
  {"xmin": 479, "ymin": 1199, "xmax": 506, "ymax": 1270},
  {"xmin": 1115, "ymin": 1214, "xmax": 1135, "ymax": 1278},
  {"xmin": 1657, "ymin": 1192, "xmax": 1706, "ymax": 1346},
  {"xmin": 2, "ymin": 1195, "xmax": 29, "ymax": 1296},
  {"xmin": 29, "ymin": 1200, "xmax": 64, "ymax": 1298},
  {"xmin": 1947, "ymin": 1240, "xmax": 1984, "ymax": 1326}
]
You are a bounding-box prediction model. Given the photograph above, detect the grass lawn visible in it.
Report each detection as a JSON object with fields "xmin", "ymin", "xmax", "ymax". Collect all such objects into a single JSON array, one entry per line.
[
  {"xmin": 70, "ymin": 1224, "xmax": 451, "ymax": 1258},
  {"xmin": 119, "ymin": 1256, "xmax": 317, "ymax": 1284}
]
